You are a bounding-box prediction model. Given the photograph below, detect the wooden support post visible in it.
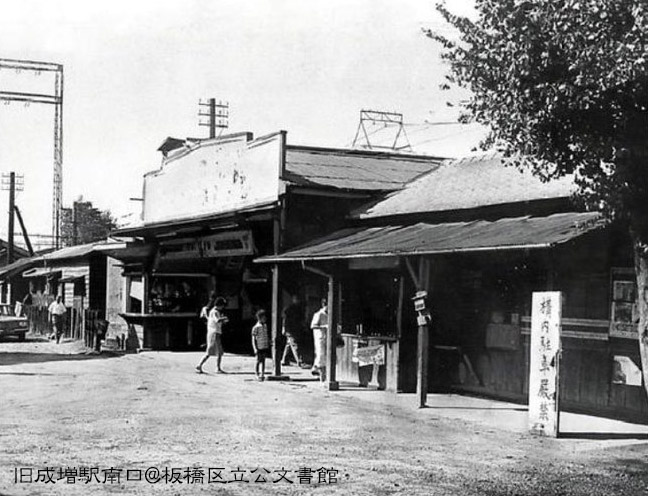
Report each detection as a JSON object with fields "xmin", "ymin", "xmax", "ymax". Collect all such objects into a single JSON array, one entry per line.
[
  {"xmin": 326, "ymin": 274, "xmax": 339, "ymax": 390},
  {"xmin": 268, "ymin": 209, "xmax": 289, "ymax": 381},
  {"xmin": 271, "ymin": 262, "xmax": 281, "ymax": 377},
  {"xmin": 416, "ymin": 257, "xmax": 430, "ymax": 408}
]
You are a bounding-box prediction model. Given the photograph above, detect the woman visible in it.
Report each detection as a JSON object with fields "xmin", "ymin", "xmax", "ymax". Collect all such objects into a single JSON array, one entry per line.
[{"xmin": 195, "ymin": 296, "xmax": 228, "ymax": 374}]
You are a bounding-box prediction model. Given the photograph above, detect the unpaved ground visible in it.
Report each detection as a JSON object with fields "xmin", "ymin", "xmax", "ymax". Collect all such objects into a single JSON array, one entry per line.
[{"xmin": 1, "ymin": 336, "xmax": 648, "ymax": 495}]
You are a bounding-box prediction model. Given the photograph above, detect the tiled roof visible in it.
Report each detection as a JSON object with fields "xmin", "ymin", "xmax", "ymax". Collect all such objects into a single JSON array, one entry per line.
[
  {"xmin": 284, "ymin": 145, "xmax": 444, "ymax": 192},
  {"xmin": 353, "ymin": 154, "xmax": 577, "ymax": 219}
]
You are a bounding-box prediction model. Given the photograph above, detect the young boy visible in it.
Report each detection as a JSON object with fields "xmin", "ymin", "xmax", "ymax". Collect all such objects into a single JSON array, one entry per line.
[{"xmin": 251, "ymin": 309, "xmax": 270, "ymax": 381}]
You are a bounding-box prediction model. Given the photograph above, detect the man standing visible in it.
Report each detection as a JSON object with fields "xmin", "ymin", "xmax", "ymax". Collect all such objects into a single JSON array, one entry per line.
[
  {"xmin": 310, "ymin": 298, "xmax": 328, "ymax": 380},
  {"xmin": 281, "ymin": 294, "xmax": 305, "ymax": 368},
  {"xmin": 48, "ymin": 295, "xmax": 67, "ymax": 344}
]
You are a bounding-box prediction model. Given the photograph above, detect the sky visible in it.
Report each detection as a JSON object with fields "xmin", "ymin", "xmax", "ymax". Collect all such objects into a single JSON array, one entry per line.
[{"xmin": 0, "ymin": 0, "xmax": 482, "ymax": 247}]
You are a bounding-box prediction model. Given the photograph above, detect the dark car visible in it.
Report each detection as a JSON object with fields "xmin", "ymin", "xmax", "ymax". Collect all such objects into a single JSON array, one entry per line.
[{"xmin": 0, "ymin": 304, "xmax": 29, "ymax": 341}]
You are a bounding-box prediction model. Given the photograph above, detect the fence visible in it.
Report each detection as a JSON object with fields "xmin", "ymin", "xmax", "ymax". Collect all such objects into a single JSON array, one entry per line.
[
  {"xmin": 84, "ymin": 309, "xmax": 109, "ymax": 351},
  {"xmin": 23, "ymin": 305, "xmax": 50, "ymax": 335},
  {"xmin": 23, "ymin": 305, "xmax": 107, "ymax": 348}
]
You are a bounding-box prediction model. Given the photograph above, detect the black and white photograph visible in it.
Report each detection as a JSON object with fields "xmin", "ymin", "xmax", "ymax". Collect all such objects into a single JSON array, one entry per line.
[{"xmin": 1, "ymin": 1, "xmax": 648, "ymax": 494}]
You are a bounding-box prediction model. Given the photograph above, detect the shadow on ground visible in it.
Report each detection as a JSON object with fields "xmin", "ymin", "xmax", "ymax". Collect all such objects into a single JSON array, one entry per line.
[
  {"xmin": 424, "ymin": 406, "xmax": 529, "ymax": 412},
  {"xmin": 0, "ymin": 351, "xmax": 123, "ymax": 366},
  {"xmin": 559, "ymin": 432, "xmax": 648, "ymax": 440}
]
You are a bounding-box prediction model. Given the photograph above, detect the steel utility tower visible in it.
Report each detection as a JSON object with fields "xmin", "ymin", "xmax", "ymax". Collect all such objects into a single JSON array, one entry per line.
[
  {"xmin": 0, "ymin": 57, "xmax": 64, "ymax": 249},
  {"xmin": 352, "ymin": 109, "xmax": 412, "ymax": 152}
]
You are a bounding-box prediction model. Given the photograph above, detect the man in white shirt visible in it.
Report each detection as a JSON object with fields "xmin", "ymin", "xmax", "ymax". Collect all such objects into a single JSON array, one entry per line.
[
  {"xmin": 48, "ymin": 295, "xmax": 67, "ymax": 344},
  {"xmin": 310, "ymin": 298, "xmax": 328, "ymax": 380}
]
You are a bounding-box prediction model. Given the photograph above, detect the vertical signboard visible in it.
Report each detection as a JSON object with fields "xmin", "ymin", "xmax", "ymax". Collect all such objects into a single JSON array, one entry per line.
[{"xmin": 528, "ymin": 291, "xmax": 562, "ymax": 437}]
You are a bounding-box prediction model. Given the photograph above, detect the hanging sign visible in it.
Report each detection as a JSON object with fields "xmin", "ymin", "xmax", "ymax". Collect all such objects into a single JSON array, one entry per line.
[{"xmin": 528, "ymin": 291, "xmax": 562, "ymax": 437}]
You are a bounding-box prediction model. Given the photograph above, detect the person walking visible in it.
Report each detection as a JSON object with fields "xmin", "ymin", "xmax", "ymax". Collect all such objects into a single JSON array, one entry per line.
[
  {"xmin": 195, "ymin": 296, "xmax": 228, "ymax": 374},
  {"xmin": 48, "ymin": 295, "xmax": 67, "ymax": 344},
  {"xmin": 310, "ymin": 298, "xmax": 328, "ymax": 380},
  {"xmin": 251, "ymin": 309, "xmax": 271, "ymax": 381},
  {"xmin": 281, "ymin": 294, "xmax": 305, "ymax": 367}
]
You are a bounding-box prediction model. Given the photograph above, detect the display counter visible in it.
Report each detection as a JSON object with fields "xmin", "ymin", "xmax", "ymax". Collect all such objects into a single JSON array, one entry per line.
[{"xmin": 119, "ymin": 312, "xmax": 204, "ymax": 351}]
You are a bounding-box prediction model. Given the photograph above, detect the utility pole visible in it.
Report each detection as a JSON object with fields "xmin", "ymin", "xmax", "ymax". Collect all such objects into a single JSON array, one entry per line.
[
  {"xmin": 72, "ymin": 201, "xmax": 78, "ymax": 245},
  {"xmin": 7, "ymin": 173, "xmax": 14, "ymax": 265},
  {"xmin": 13, "ymin": 206, "xmax": 34, "ymax": 256},
  {"xmin": 1, "ymin": 172, "xmax": 24, "ymax": 265},
  {"xmin": 198, "ymin": 98, "xmax": 229, "ymax": 139}
]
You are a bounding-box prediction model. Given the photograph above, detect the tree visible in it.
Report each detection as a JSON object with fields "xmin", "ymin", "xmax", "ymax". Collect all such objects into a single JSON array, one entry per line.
[
  {"xmin": 61, "ymin": 197, "xmax": 118, "ymax": 246},
  {"xmin": 428, "ymin": 1, "xmax": 648, "ymax": 389}
]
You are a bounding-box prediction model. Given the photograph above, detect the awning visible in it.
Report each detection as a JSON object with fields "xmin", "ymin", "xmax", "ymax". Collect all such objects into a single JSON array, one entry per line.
[
  {"xmin": 22, "ymin": 267, "xmax": 62, "ymax": 278},
  {"xmin": 98, "ymin": 243, "xmax": 154, "ymax": 263},
  {"xmin": 0, "ymin": 257, "xmax": 41, "ymax": 280},
  {"xmin": 257, "ymin": 212, "xmax": 604, "ymax": 263}
]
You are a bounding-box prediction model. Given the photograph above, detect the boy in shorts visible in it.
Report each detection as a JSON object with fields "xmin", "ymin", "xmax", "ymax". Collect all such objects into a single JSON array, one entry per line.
[{"xmin": 251, "ymin": 309, "xmax": 270, "ymax": 381}]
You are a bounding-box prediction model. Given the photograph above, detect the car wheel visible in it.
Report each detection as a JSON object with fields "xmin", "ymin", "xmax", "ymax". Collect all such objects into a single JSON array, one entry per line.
[{"xmin": 18, "ymin": 333, "xmax": 25, "ymax": 342}]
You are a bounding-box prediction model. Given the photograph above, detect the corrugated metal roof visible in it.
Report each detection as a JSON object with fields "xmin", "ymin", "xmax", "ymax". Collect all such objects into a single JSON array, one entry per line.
[
  {"xmin": 284, "ymin": 146, "xmax": 444, "ymax": 191},
  {"xmin": 41, "ymin": 241, "xmax": 123, "ymax": 262},
  {"xmin": 257, "ymin": 212, "xmax": 603, "ymax": 262},
  {"xmin": 353, "ymin": 154, "xmax": 577, "ymax": 219},
  {"xmin": 0, "ymin": 257, "xmax": 41, "ymax": 279}
]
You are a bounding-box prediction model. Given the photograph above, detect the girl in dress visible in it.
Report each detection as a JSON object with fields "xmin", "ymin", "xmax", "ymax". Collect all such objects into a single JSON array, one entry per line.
[{"xmin": 195, "ymin": 296, "xmax": 228, "ymax": 373}]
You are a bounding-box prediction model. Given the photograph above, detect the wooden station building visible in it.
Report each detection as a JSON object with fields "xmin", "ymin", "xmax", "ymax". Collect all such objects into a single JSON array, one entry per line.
[
  {"xmin": 260, "ymin": 154, "xmax": 647, "ymax": 423},
  {"xmin": 110, "ymin": 131, "xmax": 444, "ymax": 357}
]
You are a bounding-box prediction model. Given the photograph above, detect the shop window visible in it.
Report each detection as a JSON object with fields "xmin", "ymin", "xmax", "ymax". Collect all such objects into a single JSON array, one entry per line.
[
  {"xmin": 609, "ymin": 268, "xmax": 637, "ymax": 338},
  {"xmin": 341, "ymin": 272, "xmax": 400, "ymax": 338},
  {"xmin": 127, "ymin": 276, "xmax": 143, "ymax": 313},
  {"xmin": 148, "ymin": 275, "xmax": 209, "ymax": 314},
  {"xmin": 73, "ymin": 278, "xmax": 86, "ymax": 297}
]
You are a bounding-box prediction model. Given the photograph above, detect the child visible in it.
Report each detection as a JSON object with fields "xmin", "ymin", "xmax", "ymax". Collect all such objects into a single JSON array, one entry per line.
[{"xmin": 251, "ymin": 309, "xmax": 270, "ymax": 381}]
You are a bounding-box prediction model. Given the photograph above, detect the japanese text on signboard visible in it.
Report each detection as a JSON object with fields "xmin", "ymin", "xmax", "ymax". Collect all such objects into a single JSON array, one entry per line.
[{"xmin": 528, "ymin": 291, "xmax": 561, "ymax": 437}]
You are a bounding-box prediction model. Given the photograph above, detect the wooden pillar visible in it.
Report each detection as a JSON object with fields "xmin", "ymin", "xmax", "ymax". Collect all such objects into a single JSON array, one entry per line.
[
  {"xmin": 416, "ymin": 257, "xmax": 430, "ymax": 408},
  {"xmin": 326, "ymin": 274, "xmax": 339, "ymax": 390},
  {"xmin": 142, "ymin": 273, "xmax": 150, "ymax": 315},
  {"xmin": 142, "ymin": 272, "xmax": 150, "ymax": 349},
  {"xmin": 271, "ymin": 262, "xmax": 281, "ymax": 376},
  {"xmin": 269, "ymin": 206, "xmax": 288, "ymax": 380}
]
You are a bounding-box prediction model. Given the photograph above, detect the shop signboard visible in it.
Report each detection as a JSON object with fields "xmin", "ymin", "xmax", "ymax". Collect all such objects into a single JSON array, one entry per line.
[
  {"xmin": 352, "ymin": 342, "xmax": 385, "ymax": 367},
  {"xmin": 143, "ymin": 132, "xmax": 285, "ymax": 224},
  {"xmin": 159, "ymin": 231, "xmax": 254, "ymax": 261},
  {"xmin": 528, "ymin": 291, "xmax": 562, "ymax": 437}
]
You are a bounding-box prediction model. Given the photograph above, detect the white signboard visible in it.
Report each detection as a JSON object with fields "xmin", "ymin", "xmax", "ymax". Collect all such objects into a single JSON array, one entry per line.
[
  {"xmin": 158, "ymin": 231, "xmax": 254, "ymax": 261},
  {"xmin": 352, "ymin": 343, "xmax": 385, "ymax": 367},
  {"xmin": 143, "ymin": 132, "xmax": 285, "ymax": 224},
  {"xmin": 529, "ymin": 291, "xmax": 562, "ymax": 437}
]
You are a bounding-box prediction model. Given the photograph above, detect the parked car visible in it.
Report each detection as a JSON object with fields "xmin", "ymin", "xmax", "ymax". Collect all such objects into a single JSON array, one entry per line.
[{"xmin": 0, "ymin": 303, "xmax": 29, "ymax": 341}]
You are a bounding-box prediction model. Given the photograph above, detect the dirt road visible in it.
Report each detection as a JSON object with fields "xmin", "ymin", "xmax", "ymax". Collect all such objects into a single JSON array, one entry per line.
[{"xmin": 1, "ymin": 337, "xmax": 648, "ymax": 495}]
